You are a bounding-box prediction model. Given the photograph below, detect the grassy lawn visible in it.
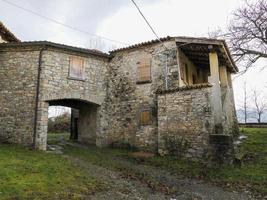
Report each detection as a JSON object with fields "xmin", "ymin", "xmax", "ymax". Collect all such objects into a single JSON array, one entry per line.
[
  {"xmin": 64, "ymin": 127, "xmax": 267, "ymax": 195},
  {"xmin": 47, "ymin": 132, "xmax": 70, "ymax": 145},
  {"xmin": 143, "ymin": 127, "xmax": 267, "ymax": 194},
  {"xmin": 0, "ymin": 128, "xmax": 266, "ymax": 199},
  {"xmin": 0, "ymin": 144, "xmax": 105, "ymax": 200}
]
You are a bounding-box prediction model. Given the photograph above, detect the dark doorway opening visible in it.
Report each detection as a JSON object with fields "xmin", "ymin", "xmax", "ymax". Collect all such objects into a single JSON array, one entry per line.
[{"xmin": 46, "ymin": 98, "xmax": 98, "ymax": 148}]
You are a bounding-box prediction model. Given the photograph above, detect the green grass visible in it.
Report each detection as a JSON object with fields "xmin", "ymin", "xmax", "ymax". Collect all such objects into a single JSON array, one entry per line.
[
  {"xmin": 0, "ymin": 144, "xmax": 105, "ymax": 200},
  {"xmin": 47, "ymin": 132, "xmax": 70, "ymax": 145},
  {"xmin": 1, "ymin": 128, "xmax": 265, "ymax": 199},
  {"xmin": 64, "ymin": 128, "xmax": 266, "ymax": 195},
  {"xmin": 144, "ymin": 128, "xmax": 267, "ymax": 194},
  {"xmin": 63, "ymin": 128, "xmax": 267, "ymax": 195},
  {"xmin": 63, "ymin": 145, "xmax": 129, "ymax": 170}
]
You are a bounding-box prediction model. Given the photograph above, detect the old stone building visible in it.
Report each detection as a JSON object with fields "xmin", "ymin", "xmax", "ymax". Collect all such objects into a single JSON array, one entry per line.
[{"xmin": 0, "ymin": 22, "xmax": 238, "ymax": 160}]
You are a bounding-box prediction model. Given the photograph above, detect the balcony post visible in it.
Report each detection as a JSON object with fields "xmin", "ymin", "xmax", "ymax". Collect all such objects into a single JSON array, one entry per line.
[{"xmin": 208, "ymin": 51, "xmax": 223, "ymax": 132}]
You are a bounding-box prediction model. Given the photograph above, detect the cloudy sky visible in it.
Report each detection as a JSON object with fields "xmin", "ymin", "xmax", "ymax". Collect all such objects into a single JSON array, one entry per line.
[{"xmin": 1, "ymin": 0, "xmax": 266, "ymax": 116}]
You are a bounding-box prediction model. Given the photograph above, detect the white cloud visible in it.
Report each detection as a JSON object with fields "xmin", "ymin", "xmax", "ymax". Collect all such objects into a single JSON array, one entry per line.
[{"xmin": 96, "ymin": 0, "xmax": 243, "ymax": 44}]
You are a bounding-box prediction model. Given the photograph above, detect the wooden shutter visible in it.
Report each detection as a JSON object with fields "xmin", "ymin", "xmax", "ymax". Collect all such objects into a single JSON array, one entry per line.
[
  {"xmin": 69, "ymin": 56, "xmax": 85, "ymax": 79},
  {"xmin": 140, "ymin": 110, "xmax": 151, "ymax": 126},
  {"xmin": 137, "ymin": 58, "xmax": 151, "ymax": 82}
]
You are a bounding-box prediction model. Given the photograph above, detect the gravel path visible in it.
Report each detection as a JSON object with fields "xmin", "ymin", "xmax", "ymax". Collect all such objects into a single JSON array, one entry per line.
[
  {"xmin": 65, "ymin": 153, "xmax": 253, "ymax": 200},
  {"xmin": 47, "ymin": 137, "xmax": 255, "ymax": 200}
]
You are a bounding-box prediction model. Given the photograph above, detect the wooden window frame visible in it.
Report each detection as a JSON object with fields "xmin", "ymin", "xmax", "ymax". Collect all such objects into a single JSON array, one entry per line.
[
  {"xmin": 68, "ymin": 56, "xmax": 85, "ymax": 81},
  {"xmin": 140, "ymin": 108, "xmax": 152, "ymax": 126},
  {"xmin": 136, "ymin": 58, "xmax": 152, "ymax": 84}
]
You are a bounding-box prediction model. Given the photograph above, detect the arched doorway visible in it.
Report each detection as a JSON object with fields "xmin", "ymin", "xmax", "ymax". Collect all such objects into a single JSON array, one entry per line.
[{"xmin": 35, "ymin": 98, "xmax": 99, "ymax": 150}]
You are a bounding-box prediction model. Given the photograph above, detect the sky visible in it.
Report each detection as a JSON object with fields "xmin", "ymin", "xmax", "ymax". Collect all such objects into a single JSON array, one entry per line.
[{"xmin": 1, "ymin": 0, "xmax": 266, "ymax": 119}]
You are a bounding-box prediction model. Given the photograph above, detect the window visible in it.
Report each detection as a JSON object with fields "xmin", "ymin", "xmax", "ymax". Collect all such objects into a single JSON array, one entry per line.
[
  {"xmin": 137, "ymin": 58, "xmax": 151, "ymax": 83},
  {"xmin": 140, "ymin": 109, "xmax": 152, "ymax": 126},
  {"xmin": 69, "ymin": 56, "xmax": 85, "ymax": 80}
]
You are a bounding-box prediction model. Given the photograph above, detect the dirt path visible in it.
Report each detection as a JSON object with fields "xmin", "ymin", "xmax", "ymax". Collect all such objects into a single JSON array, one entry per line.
[{"xmin": 58, "ymin": 145, "xmax": 253, "ymax": 200}]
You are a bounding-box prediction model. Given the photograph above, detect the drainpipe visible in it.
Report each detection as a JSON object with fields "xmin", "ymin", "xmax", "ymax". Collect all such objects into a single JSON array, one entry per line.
[
  {"xmin": 33, "ymin": 46, "xmax": 46, "ymax": 149},
  {"xmin": 165, "ymin": 53, "xmax": 168, "ymax": 90}
]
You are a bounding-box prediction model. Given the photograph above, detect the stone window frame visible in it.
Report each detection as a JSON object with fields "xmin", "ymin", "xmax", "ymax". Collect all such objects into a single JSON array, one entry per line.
[
  {"xmin": 136, "ymin": 57, "xmax": 152, "ymax": 84},
  {"xmin": 68, "ymin": 56, "xmax": 86, "ymax": 81}
]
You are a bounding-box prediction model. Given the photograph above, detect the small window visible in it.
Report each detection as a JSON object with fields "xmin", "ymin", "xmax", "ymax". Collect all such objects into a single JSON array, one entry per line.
[
  {"xmin": 69, "ymin": 56, "xmax": 85, "ymax": 80},
  {"xmin": 140, "ymin": 110, "xmax": 152, "ymax": 126},
  {"xmin": 137, "ymin": 58, "xmax": 151, "ymax": 83}
]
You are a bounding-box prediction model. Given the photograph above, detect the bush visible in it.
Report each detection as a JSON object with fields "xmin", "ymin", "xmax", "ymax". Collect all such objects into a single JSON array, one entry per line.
[{"xmin": 48, "ymin": 112, "xmax": 71, "ymax": 133}]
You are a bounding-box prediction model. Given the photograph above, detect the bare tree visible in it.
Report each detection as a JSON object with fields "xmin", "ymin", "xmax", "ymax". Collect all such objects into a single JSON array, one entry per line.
[
  {"xmin": 251, "ymin": 89, "xmax": 267, "ymax": 123},
  {"xmin": 87, "ymin": 38, "xmax": 118, "ymax": 52},
  {"xmin": 227, "ymin": 0, "xmax": 267, "ymax": 72},
  {"xmin": 243, "ymin": 81, "xmax": 248, "ymax": 123},
  {"xmin": 207, "ymin": 27, "xmax": 224, "ymax": 39}
]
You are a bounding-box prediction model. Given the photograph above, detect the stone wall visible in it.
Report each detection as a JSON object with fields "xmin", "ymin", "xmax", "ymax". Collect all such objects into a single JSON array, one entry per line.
[
  {"xmin": 0, "ymin": 48, "xmax": 39, "ymax": 145},
  {"xmin": 0, "ymin": 45, "xmax": 110, "ymax": 149},
  {"xmin": 36, "ymin": 47, "xmax": 109, "ymax": 150},
  {"xmin": 157, "ymin": 85, "xmax": 214, "ymax": 159},
  {"xmin": 0, "ymin": 39, "xmax": 239, "ymax": 156},
  {"xmin": 104, "ymin": 41, "xmax": 179, "ymax": 151}
]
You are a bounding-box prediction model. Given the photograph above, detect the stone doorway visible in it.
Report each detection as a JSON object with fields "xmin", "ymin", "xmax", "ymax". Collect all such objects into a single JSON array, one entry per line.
[{"xmin": 35, "ymin": 98, "xmax": 99, "ymax": 150}]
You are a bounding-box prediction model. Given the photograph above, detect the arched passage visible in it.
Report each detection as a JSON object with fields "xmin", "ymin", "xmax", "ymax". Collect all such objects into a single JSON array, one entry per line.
[{"xmin": 35, "ymin": 98, "xmax": 100, "ymax": 150}]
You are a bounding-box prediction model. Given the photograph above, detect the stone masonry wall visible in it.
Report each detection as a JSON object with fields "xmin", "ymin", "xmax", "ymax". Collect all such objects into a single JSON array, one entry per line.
[
  {"xmin": 36, "ymin": 48, "xmax": 109, "ymax": 149},
  {"xmin": 104, "ymin": 40, "xmax": 180, "ymax": 151},
  {"xmin": 0, "ymin": 48, "xmax": 39, "ymax": 145},
  {"xmin": 157, "ymin": 85, "xmax": 214, "ymax": 159}
]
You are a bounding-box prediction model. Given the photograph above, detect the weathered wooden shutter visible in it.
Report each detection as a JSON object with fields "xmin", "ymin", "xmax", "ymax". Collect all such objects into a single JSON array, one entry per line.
[
  {"xmin": 137, "ymin": 58, "xmax": 151, "ymax": 82},
  {"xmin": 69, "ymin": 56, "xmax": 85, "ymax": 79},
  {"xmin": 140, "ymin": 110, "xmax": 151, "ymax": 125}
]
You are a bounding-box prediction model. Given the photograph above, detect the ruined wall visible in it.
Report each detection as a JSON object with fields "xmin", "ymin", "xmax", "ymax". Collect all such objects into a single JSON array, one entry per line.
[
  {"xmin": 36, "ymin": 48, "xmax": 109, "ymax": 149},
  {"xmin": 105, "ymin": 41, "xmax": 179, "ymax": 151},
  {"xmin": 157, "ymin": 85, "xmax": 214, "ymax": 159},
  {"xmin": 0, "ymin": 47, "xmax": 39, "ymax": 145}
]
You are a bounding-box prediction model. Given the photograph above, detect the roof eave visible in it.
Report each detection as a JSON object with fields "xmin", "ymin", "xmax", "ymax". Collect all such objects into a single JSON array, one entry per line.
[
  {"xmin": 0, "ymin": 41, "xmax": 111, "ymax": 58},
  {"xmin": 175, "ymin": 37, "xmax": 238, "ymax": 73}
]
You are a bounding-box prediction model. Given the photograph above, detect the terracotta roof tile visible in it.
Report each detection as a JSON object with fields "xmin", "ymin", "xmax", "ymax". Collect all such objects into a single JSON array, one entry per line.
[
  {"xmin": 156, "ymin": 83, "xmax": 212, "ymax": 94},
  {"xmin": 110, "ymin": 36, "xmax": 173, "ymax": 53}
]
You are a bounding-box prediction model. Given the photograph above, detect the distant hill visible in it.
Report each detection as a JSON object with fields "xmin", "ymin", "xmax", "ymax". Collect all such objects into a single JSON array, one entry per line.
[{"xmin": 236, "ymin": 109, "xmax": 267, "ymax": 123}]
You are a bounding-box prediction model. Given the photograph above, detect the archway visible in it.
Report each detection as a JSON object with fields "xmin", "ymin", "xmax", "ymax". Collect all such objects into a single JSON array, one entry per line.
[
  {"xmin": 48, "ymin": 105, "xmax": 71, "ymax": 144},
  {"xmin": 35, "ymin": 98, "xmax": 99, "ymax": 150}
]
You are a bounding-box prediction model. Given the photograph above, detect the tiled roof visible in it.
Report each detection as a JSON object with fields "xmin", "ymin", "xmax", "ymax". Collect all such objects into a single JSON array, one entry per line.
[
  {"xmin": 0, "ymin": 41, "xmax": 111, "ymax": 58},
  {"xmin": 156, "ymin": 83, "xmax": 212, "ymax": 94},
  {"xmin": 109, "ymin": 36, "xmax": 173, "ymax": 53},
  {"xmin": 0, "ymin": 22, "xmax": 20, "ymax": 42},
  {"xmin": 110, "ymin": 36, "xmax": 238, "ymax": 73}
]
